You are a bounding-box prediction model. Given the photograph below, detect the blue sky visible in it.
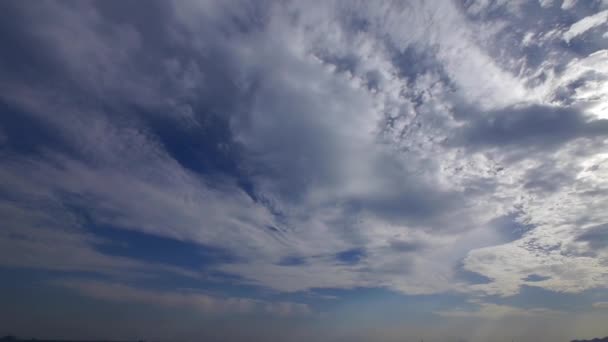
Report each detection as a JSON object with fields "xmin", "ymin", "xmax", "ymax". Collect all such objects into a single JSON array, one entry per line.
[{"xmin": 1, "ymin": 1, "xmax": 608, "ymax": 341}]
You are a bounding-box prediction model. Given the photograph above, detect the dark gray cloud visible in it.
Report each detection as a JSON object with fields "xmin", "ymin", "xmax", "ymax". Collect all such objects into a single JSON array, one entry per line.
[
  {"xmin": 577, "ymin": 224, "xmax": 608, "ymax": 251},
  {"xmin": 523, "ymin": 161, "xmax": 578, "ymax": 194},
  {"xmin": 523, "ymin": 274, "xmax": 552, "ymax": 282},
  {"xmin": 452, "ymin": 104, "xmax": 608, "ymax": 151},
  {"xmin": 345, "ymin": 186, "xmax": 463, "ymax": 228},
  {"xmin": 389, "ymin": 239, "xmax": 426, "ymax": 253},
  {"xmin": 490, "ymin": 214, "xmax": 534, "ymax": 242}
]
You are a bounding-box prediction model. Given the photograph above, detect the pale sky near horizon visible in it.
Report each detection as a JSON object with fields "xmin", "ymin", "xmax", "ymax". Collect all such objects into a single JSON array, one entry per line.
[{"xmin": 1, "ymin": 1, "xmax": 608, "ymax": 341}]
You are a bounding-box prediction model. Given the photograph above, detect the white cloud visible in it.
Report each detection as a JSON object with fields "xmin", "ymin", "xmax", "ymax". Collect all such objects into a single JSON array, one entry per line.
[
  {"xmin": 562, "ymin": 0, "xmax": 579, "ymax": 10},
  {"xmin": 563, "ymin": 9, "xmax": 608, "ymax": 43},
  {"xmin": 551, "ymin": 50, "xmax": 608, "ymax": 119}
]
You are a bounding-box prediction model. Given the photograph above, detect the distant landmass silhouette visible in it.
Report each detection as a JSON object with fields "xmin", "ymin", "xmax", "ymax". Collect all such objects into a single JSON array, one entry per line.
[
  {"xmin": 572, "ymin": 338, "xmax": 608, "ymax": 342},
  {"xmin": 4, "ymin": 336, "xmax": 608, "ymax": 342},
  {"xmin": 1, "ymin": 337, "xmax": 144, "ymax": 342}
]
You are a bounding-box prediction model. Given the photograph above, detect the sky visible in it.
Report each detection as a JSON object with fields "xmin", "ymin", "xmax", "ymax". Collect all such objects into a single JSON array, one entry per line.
[{"xmin": 1, "ymin": 1, "xmax": 608, "ymax": 341}]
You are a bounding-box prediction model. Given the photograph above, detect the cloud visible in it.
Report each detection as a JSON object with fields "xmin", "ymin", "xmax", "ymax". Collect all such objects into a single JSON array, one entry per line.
[
  {"xmin": 56, "ymin": 279, "xmax": 311, "ymax": 317},
  {"xmin": 0, "ymin": 199, "xmax": 197, "ymax": 279},
  {"xmin": 436, "ymin": 302, "xmax": 563, "ymax": 319},
  {"xmin": 563, "ymin": 10, "xmax": 608, "ymax": 43},
  {"xmin": 464, "ymin": 223, "xmax": 608, "ymax": 297},
  {"xmin": 1, "ymin": 0, "xmax": 608, "ymax": 316},
  {"xmin": 523, "ymin": 274, "xmax": 552, "ymax": 282},
  {"xmin": 551, "ymin": 50, "xmax": 608, "ymax": 120},
  {"xmin": 562, "ymin": 0, "xmax": 579, "ymax": 10},
  {"xmin": 452, "ymin": 104, "xmax": 608, "ymax": 152},
  {"xmin": 576, "ymin": 223, "xmax": 608, "ymax": 251},
  {"xmin": 592, "ymin": 301, "xmax": 608, "ymax": 309},
  {"xmin": 0, "ymin": 141, "xmax": 279, "ymax": 259}
]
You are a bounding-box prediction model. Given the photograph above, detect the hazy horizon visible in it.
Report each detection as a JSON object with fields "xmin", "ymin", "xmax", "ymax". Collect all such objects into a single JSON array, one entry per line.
[{"xmin": 1, "ymin": 1, "xmax": 608, "ymax": 341}]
